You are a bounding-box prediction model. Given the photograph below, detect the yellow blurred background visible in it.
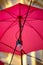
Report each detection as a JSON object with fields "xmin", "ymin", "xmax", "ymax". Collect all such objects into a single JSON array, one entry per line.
[{"xmin": 0, "ymin": 0, "xmax": 43, "ymax": 9}]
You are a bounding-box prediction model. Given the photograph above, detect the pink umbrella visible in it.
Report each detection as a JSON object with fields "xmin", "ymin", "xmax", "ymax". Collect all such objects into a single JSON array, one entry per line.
[
  {"xmin": 0, "ymin": 2, "xmax": 43, "ymax": 65},
  {"xmin": 0, "ymin": 61, "xmax": 4, "ymax": 65}
]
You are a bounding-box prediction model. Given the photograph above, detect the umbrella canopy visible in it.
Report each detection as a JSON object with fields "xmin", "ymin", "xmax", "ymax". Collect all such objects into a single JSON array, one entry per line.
[{"xmin": 0, "ymin": 3, "xmax": 43, "ymax": 55}]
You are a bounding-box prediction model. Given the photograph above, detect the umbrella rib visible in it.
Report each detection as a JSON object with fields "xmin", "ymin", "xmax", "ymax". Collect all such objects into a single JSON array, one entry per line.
[
  {"xmin": 9, "ymin": 44, "xmax": 17, "ymax": 65},
  {"xmin": 19, "ymin": 2, "xmax": 21, "ymax": 16},
  {"xmin": 26, "ymin": 22, "xmax": 43, "ymax": 40},
  {"xmin": 26, "ymin": 19, "xmax": 43, "ymax": 21},
  {"xmin": 3, "ymin": 10, "xmax": 16, "ymax": 19},
  {"xmin": 0, "ymin": 19, "xmax": 17, "ymax": 40},
  {"xmin": 0, "ymin": 42, "xmax": 14, "ymax": 50},
  {"xmin": 27, "ymin": 54, "xmax": 43, "ymax": 62},
  {"xmin": 0, "ymin": 17, "xmax": 16, "ymax": 22},
  {"xmin": 22, "ymin": 50, "xmax": 43, "ymax": 62},
  {"xmin": 0, "ymin": 42, "xmax": 19, "ymax": 53}
]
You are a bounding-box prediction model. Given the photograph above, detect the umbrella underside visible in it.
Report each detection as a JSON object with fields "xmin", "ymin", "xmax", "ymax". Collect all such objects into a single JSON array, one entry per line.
[{"xmin": 0, "ymin": 3, "xmax": 43, "ymax": 55}]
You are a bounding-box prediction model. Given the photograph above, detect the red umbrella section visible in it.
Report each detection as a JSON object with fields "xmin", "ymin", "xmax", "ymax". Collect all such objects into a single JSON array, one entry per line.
[
  {"xmin": 0, "ymin": 61, "xmax": 4, "ymax": 65},
  {"xmin": 0, "ymin": 3, "xmax": 43, "ymax": 55}
]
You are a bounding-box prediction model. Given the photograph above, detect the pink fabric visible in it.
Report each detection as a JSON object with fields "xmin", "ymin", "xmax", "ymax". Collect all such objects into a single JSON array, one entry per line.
[
  {"xmin": 0, "ymin": 61, "xmax": 4, "ymax": 65},
  {"xmin": 0, "ymin": 3, "xmax": 43, "ymax": 54}
]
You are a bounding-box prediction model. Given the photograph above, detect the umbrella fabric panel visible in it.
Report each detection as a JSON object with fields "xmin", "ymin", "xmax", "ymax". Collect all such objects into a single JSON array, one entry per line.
[
  {"xmin": 27, "ymin": 6, "xmax": 43, "ymax": 20},
  {"xmin": 26, "ymin": 19, "xmax": 43, "ymax": 40},
  {"xmin": 22, "ymin": 20, "xmax": 43, "ymax": 53}
]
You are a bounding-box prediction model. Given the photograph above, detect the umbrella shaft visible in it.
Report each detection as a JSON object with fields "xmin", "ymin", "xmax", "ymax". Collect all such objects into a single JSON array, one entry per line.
[
  {"xmin": 21, "ymin": 50, "xmax": 23, "ymax": 65},
  {"xmin": 19, "ymin": 18, "xmax": 22, "ymax": 41}
]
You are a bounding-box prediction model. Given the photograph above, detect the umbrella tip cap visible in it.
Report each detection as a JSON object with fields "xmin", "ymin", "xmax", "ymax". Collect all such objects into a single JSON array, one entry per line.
[{"xmin": 18, "ymin": 3, "xmax": 23, "ymax": 5}]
